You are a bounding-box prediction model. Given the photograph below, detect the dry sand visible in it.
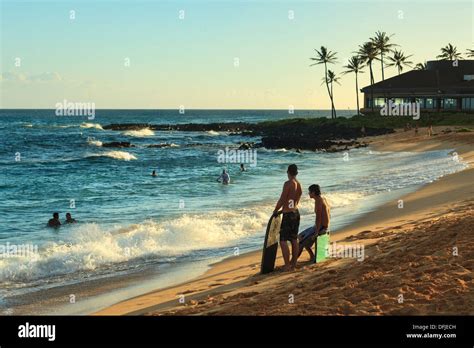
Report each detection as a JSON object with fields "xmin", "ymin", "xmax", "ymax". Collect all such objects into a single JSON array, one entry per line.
[{"xmin": 96, "ymin": 126, "xmax": 474, "ymax": 316}]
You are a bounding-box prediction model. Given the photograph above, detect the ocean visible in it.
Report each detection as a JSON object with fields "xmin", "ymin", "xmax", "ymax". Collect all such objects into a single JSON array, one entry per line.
[{"xmin": 0, "ymin": 109, "xmax": 467, "ymax": 313}]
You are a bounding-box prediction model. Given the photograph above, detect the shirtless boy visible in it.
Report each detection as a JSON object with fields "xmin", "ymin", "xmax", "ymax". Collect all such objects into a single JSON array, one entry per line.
[{"xmin": 273, "ymin": 164, "xmax": 302, "ymax": 271}]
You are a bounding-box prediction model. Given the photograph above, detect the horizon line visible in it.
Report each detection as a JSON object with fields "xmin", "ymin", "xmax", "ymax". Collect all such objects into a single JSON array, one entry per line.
[{"xmin": 0, "ymin": 108, "xmax": 355, "ymax": 111}]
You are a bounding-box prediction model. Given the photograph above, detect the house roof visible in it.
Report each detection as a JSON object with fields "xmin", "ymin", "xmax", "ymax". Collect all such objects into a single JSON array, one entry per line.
[{"xmin": 361, "ymin": 60, "xmax": 474, "ymax": 94}]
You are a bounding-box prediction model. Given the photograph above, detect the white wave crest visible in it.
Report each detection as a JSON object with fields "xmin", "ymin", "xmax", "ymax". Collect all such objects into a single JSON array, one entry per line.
[
  {"xmin": 123, "ymin": 128, "xmax": 154, "ymax": 137},
  {"xmin": 80, "ymin": 122, "xmax": 103, "ymax": 130},
  {"xmin": 0, "ymin": 208, "xmax": 269, "ymax": 282},
  {"xmin": 87, "ymin": 138, "xmax": 103, "ymax": 147},
  {"xmin": 91, "ymin": 151, "xmax": 137, "ymax": 161}
]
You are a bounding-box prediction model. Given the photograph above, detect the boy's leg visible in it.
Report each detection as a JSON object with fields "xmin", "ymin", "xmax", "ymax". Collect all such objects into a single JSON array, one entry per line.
[
  {"xmin": 280, "ymin": 241, "xmax": 291, "ymax": 269},
  {"xmin": 297, "ymin": 241, "xmax": 304, "ymax": 258},
  {"xmin": 290, "ymin": 239, "xmax": 299, "ymax": 268},
  {"xmin": 305, "ymin": 246, "xmax": 315, "ymax": 260}
]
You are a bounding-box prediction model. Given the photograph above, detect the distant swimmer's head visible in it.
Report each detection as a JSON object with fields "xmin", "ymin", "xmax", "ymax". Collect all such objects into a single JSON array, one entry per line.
[
  {"xmin": 287, "ymin": 164, "xmax": 298, "ymax": 178},
  {"xmin": 53, "ymin": 212, "xmax": 59, "ymax": 219},
  {"xmin": 223, "ymin": 169, "xmax": 227, "ymax": 174},
  {"xmin": 308, "ymin": 184, "xmax": 321, "ymax": 198},
  {"xmin": 66, "ymin": 213, "xmax": 72, "ymax": 219}
]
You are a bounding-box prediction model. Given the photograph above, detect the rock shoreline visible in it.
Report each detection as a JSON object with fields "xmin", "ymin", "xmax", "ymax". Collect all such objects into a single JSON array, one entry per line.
[{"xmin": 102, "ymin": 121, "xmax": 393, "ymax": 152}]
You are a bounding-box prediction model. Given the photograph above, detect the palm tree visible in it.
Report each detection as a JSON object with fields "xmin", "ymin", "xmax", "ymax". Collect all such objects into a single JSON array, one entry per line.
[
  {"xmin": 326, "ymin": 70, "xmax": 340, "ymax": 110},
  {"xmin": 466, "ymin": 49, "xmax": 474, "ymax": 58},
  {"xmin": 414, "ymin": 62, "xmax": 428, "ymax": 70},
  {"xmin": 371, "ymin": 31, "xmax": 396, "ymax": 80},
  {"xmin": 343, "ymin": 56, "xmax": 364, "ymax": 116},
  {"xmin": 437, "ymin": 44, "xmax": 462, "ymax": 60},
  {"xmin": 357, "ymin": 42, "xmax": 379, "ymax": 112},
  {"xmin": 310, "ymin": 46, "xmax": 338, "ymax": 118},
  {"xmin": 387, "ymin": 49, "xmax": 413, "ymax": 74}
]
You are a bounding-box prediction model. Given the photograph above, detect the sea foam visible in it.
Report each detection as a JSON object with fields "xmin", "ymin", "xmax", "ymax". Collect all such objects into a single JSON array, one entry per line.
[
  {"xmin": 90, "ymin": 151, "xmax": 137, "ymax": 161},
  {"xmin": 123, "ymin": 128, "xmax": 154, "ymax": 137},
  {"xmin": 80, "ymin": 122, "xmax": 104, "ymax": 130}
]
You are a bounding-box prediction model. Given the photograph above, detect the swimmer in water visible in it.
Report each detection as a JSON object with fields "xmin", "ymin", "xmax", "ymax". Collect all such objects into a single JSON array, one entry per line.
[
  {"xmin": 65, "ymin": 212, "xmax": 77, "ymax": 224},
  {"xmin": 152, "ymin": 170, "xmax": 157, "ymax": 177},
  {"xmin": 47, "ymin": 212, "xmax": 61, "ymax": 228},
  {"xmin": 217, "ymin": 169, "xmax": 230, "ymax": 185}
]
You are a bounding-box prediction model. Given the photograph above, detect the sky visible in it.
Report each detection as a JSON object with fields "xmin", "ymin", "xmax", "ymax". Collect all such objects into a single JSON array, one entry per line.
[{"xmin": 1, "ymin": 0, "xmax": 473, "ymax": 109}]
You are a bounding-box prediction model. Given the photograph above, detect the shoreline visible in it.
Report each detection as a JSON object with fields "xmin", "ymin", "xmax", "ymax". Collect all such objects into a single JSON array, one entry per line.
[{"xmin": 95, "ymin": 126, "xmax": 474, "ymax": 315}]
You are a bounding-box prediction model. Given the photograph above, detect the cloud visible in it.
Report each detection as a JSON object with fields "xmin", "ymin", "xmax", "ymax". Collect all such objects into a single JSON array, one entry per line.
[{"xmin": 0, "ymin": 71, "xmax": 62, "ymax": 83}]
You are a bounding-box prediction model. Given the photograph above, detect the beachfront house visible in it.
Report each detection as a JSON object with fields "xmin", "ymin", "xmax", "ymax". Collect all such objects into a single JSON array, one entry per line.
[{"xmin": 360, "ymin": 60, "xmax": 474, "ymax": 113}]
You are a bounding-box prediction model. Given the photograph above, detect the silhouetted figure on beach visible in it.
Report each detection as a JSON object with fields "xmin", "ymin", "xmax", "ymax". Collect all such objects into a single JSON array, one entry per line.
[
  {"xmin": 240, "ymin": 164, "xmax": 246, "ymax": 172},
  {"xmin": 47, "ymin": 212, "xmax": 61, "ymax": 228},
  {"xmin": 65, "ymin": 213, "xmax": 77, "ymax": 224}
]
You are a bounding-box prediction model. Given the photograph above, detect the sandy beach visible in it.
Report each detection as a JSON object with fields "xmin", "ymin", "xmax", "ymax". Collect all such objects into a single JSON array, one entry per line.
[{"xmin": 94, "ymin": 126, "xmax": 474, "ymax": 316}]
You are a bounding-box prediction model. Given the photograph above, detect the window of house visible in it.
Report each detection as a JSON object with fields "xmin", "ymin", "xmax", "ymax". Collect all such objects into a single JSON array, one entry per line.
[
  {"xmin": 462, "ymin": 98, "xmax": 474, "ymax": 110},
  {"xmin": 415, "ymin": 98, "xmax": 425, "ymax": 108},
  {"xmin": 443, "ymin": 98, "xmax": 457, "ymax": 109},
  {"xmin": 425, "ymin": 98, "xmax": 435, "ymax": 109}
]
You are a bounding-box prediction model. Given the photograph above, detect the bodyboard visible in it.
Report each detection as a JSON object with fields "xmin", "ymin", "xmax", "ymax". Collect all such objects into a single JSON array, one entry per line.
[{"xmin": 260, "ymin": 213, "xmax": 282, "ymax": 274}]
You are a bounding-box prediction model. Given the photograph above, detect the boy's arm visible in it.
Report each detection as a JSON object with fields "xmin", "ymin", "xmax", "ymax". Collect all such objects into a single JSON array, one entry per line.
[
  {"xmin": 315, "ymin": 198, "xmax": 322, "ymax": 231},
  {"xmin": 296, "ymin": 182, "xmax": 303, "ymax": 206},
  {"xmin": 274, "ymin": 182, "xmax": 288, "ymax": 215}
]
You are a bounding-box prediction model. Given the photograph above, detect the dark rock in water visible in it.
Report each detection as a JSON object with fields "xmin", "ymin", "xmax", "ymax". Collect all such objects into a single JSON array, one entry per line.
[
  {"xmin": 103, "ymin": 119, "xmax": 394, "ymax": 152},
  {"xmin": 103, "ymin": 124, "xmax": 150, "ymax": 131},
  {"xmin": 104, "ymin": 122, "xmax": 249, "ymax": 132},
  {"xmin": 259, "ymin": 123, "xmax": 392, "ymax": 151},
  {"xmin": 151, "ymin": 122, "xmax": 248, "ymax": 132},
  {"xmin": 238, "ymin": 142, "xmax": 254, "ymax": 150},
  {"xmin": 102, "ymin": 141, "xmax": 134, "ymax": 148},
  {"xmin": 261, "ymin": 137, "xmax": 334, "ymax": 151},
  {"xmin": 147, "ymin": 143, "xmax": 177, "ymax": 148}
]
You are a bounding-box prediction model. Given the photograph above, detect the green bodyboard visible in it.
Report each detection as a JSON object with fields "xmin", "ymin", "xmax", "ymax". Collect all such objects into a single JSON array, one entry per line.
[{"xmin": 315, "ymin": 233, "xmax": 330, "ymax": 263}]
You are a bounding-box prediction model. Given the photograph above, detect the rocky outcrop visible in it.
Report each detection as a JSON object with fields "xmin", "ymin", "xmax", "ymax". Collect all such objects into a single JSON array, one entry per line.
[
  {"xmin": 102, "ymin": 141, "xmax": 134, "ymax": 148},
  {"xmin": 103, "ymin": 123, "xmax": 248, "ymax": 132},
  {"xmin": 103, "ymin": 119, "xmax": 394, "ymax": 152},
  {"xmin": 103, "ymin": 124, "xmax": 150, "ymax": 131},
  {"xmin": 147, "ymin": 143, "xmax": 179, "ymax": 148}
]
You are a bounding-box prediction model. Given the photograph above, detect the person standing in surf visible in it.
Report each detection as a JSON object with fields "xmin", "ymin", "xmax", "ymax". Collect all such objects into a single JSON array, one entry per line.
[
  {"xmin": 273, "ymin": 164, "xmax": 302, "ymax": 271},
  {"xmin": 47, "ymin": 212, "xmax": 61, "ymax": 228},
  {"xmin": 217, "ymin": 169, "xmax": 230, "ymax": 185}
]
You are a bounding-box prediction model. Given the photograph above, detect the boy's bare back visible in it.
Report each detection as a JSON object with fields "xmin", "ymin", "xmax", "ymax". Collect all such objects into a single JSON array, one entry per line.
[{"xmin": 282, "ymin": 179, "xmax": 302, "ymax": 212}]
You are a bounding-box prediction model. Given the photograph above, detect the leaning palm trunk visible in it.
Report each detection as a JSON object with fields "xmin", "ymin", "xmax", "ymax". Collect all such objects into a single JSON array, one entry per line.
[
  {"xmin": 355, "ymin": 72, "xmax": 360, "ymax": 116},
  {"xmin": 330, "ymin": 82, "xmax": 336, "ymax": 118},
  {"xmin": 324, "ymin": 62, "xmax": 335, "ymax": 118},
  {"xmin": 369, "ymin": 63, "xmax": 375, "ymax": 113},
  {"xmin": 380, "ymin": 52, "xmax": 384, "ymax": 80}
]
